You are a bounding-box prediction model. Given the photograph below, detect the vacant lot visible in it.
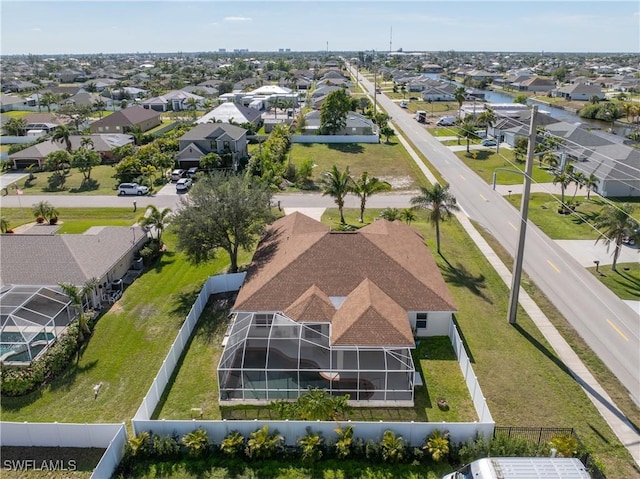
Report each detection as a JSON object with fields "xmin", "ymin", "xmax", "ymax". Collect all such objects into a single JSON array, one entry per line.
[
  {"xmin": 4, "ymin": 164, "xmax": 121, "ymax": 196},
  {"xmin": 290, "ymin": 142, "xmax": 425, "ymax": 191},
  {"xmin": 454, "ymin": 150, "xmax": 556, "ymax": 185}
]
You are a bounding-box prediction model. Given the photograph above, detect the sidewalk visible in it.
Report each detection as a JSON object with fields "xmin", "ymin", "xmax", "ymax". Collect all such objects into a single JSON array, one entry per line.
[{"xmin": 391, "ymin": 120, "xmax": 640, "ymax": 467}]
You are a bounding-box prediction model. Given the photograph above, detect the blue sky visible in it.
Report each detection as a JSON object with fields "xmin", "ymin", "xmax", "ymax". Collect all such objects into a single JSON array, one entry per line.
[{"xmin": 1, "ymin": 1, "xmax": 638, "ymax": 55}]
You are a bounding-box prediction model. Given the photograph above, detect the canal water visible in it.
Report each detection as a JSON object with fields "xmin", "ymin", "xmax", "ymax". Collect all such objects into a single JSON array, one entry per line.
[{"xmin": 430, "ymin": 74, "xmax": 631, "ymax": 135}]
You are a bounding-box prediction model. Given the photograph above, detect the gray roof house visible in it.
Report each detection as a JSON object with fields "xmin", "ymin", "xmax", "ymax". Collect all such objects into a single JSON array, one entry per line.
[
  {"xmin": 0, "ymin": 225, "xmax": 148, "ymax": 301},
  {"xmin": 176, "ymin": 123, "xmax": 248, "ymax": 170},
  {"xmin": 141, "ymin": 90, "xmax": 204, "ymax": 112},
  {"xmin": 89, "ymin": 106, "xmax": 161, "ymax": 134},
  {"xmin": 301, "ymin": 110, "xmax": 378, "ymax": 137},
  {"xmin": 553, "ymin": 83, "xmax": 605, "ymax": 101},
  {"xmin": 9, "ymin": 134, "xmax": 134, "ymax": 169}
]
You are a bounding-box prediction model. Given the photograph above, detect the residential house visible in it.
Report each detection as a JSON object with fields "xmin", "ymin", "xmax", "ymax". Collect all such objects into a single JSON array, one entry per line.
[
  {"xmin": 8, "ymin": 133, "xmax": 134, "ymax": 169},
  {"xmin": 23, "ymin": 113, "xmax": 73, "ymax": 134},
  {"xmin": 512, "ymin": 76, "xmax": 556, "ymax": 93},
  {"xmin": 0, "ymin": 93, "xmax": 28, "ymax": 112},
  {"xmin": 141, "ymin": 90, "xmax": 203, "ymax": 112},
  {"xmin": 175, "ymin": 123, "xmax": 248, "ymax": 170},
  {"xmin": 553, "ymin": 83, "xmax": 605, "ymax": 101},
  {"xmin": 89, "ymin": 106, "xmax": 161, "ymax": 134},
  {"xmin": 301, "ymin": 110, "xmax": 378, "ymax": 136},
  {"xmin": 218, "ymin": 213, "xmax": 457, "ymax": 405},
  {"xmin": 196, "ymin": 102, "xmax": 263, "ymax": 128},
  {"xmin": 421, "ymin": 84, "xmax": 457, "ymax": 102}
]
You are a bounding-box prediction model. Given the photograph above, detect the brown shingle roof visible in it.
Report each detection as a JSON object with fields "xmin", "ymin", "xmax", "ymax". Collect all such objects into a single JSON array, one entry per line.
[
  {"xmin": 90, "ymin": 106, "xmax": 160, "ymax": 129},
  {"xmin": 234, "ymin": 213, "xmax": 457, "ymax": 347},
  {"xmin": 331, "ymin": 279, "xmax": 414, "ymax": 347},
  {"xmin": 284, "ymin": 284, "xmax": 335, "ymax": 323}
]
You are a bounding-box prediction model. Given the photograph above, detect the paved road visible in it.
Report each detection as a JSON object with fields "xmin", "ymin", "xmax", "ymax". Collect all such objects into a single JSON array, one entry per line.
[{"xmin": 353, "ymin": 68, "xmax": 640, "ymax": 407}]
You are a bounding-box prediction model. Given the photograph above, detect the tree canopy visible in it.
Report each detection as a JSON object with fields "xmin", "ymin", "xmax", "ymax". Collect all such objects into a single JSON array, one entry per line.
[
  {"xmin": 171, "ymin": 174, "xmax": 274, "ymax": 273},
  {"xmin": 320, "ymin": 89, "xmax": 351, "ymax": 135}
]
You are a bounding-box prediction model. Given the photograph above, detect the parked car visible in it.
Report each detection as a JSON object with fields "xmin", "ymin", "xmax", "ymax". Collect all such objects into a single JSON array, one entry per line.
[
  {"xmin": 175, "ymin": 178, "xmax": 192, "ymax": 192},
  {"xmin": 186, "ymin": 167, "xmax": 199, "ymax": 178},
  {"xmin": 481, "ymin": 138, "xmax": 497, "ymax": 147},
  {"xmin": 170, "ymin": 169, "xmax": 186, "ymax": 182},
  {"xmin": 117, "ymin": 183, "xmax": 148, "ymax": 196},
  {"xmin": 436, "ymin": 116, "xmax": 456, "ymax": 126}
]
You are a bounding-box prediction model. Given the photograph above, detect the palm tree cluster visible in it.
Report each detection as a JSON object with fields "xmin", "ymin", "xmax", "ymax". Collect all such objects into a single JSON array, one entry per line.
[{"xmin": 320, "ymin": 165, "xmax": 391, "ymax": 224}]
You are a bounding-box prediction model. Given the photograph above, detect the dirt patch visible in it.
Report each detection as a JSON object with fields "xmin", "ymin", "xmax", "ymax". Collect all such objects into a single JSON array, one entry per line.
[
  {"xmin": 0, "ymin": 447, "xmax": 105, "ymax": 478},
  {"xmin": 379, "ymin": 175, "xmax": 415, "ymax": 190}
]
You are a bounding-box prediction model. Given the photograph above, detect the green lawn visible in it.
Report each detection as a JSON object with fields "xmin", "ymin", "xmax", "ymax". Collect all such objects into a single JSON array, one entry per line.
[
  {"xmin": 505, "ymin": 194, "xmax": 640, "ymax": 240},
  {"xmin": 290, "ymin": 142, "xmax": 425, "ymax": 191},
  {"xmin": 0, "ymin": 207, "xmax": 140, "ymax": 233},
  {"xmin": 454, "ymin": 150, "xmax": 556, "ymax": 185},
  {"xmin": 0, "ymin": 231, "xmax": 222, "ymax": 426},
  {"xmin": 587, "ymin": 263, "xmax": 640, "ymax": 300},
  {"xmin": 5, "ymin": 164, "xmax": 122, "ymax": 196},
  {"xmin": 2, "ymin": 110, "xmax": 32, "ymax": 119}
]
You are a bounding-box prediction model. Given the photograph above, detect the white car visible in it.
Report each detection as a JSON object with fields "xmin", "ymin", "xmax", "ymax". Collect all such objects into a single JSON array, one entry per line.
[
  {"xmin": 175, "ymin": 178, "xmax": 192, "ymax": 192},
  {"xmin": 117, "ymin": 183, "xmax": 149, "ymax": 196}
]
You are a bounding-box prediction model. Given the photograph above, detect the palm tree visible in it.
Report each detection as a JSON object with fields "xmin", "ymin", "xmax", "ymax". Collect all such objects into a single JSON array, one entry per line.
[
  {"xmin": 476, "ymin": 108, "xmax": 496, "ymax": 137},
  {"xmin": 454, "ymin": 86, "xmax": 466, "ymax": 119},
  {"xmin": 552, "ymin": 164, "xmax": 573, "ymax": 206},
  {"xmin": 93, "ymin": 98, "xmax": 106, "ymax": 118},
  {"xmin": 129, "ymin": 125, "xmax": 144, "ymax": 146},
  {"xmin": 570, "ymin": 170, "xmax": 585, "ymax": 204},
  {"xmin": 320, "ymin": 165, "xmax": 352, "ymax": 224},
  {"xmin": 584, "ymin": 173, "xmax": 599, "ymax": 200},
  {"xmin": 139, "ymin": 205, "xmax": 172, "ymax": 243},
  {"xmin": 3, "ymin": 117, "xmax": 27, "ymax": 136},
  {"xmin": 58, "ymin": 278, "xmax": 99, "ymax": 342},
  {"xmin": 350, "ymin": 172, "xmax": 391, "ymax": 223},
  {"xmin": 52, "ymin": 125, "xmax": 73, "ymax": 152},
  {"xmin": 80, "ymin": 136, "xmax": 94, "ymax": 150},
  {"xmin": 32, "ymin": 200, "xmax": 59, "ymax": 222},
  {"xmin": 185, "ymin": 97, "xmax": 199, "ymax": 120},
  {"xmin": 458, "ymin": 114, "xmax": 478, "ymax": 153},
  {"xmin": 410, "ymin": 183, "xmax": 459, "ymax": 254},
  {"xmin": 40, "ymin": 92, "xmax": 58, "ymax": 113},
  {"xmin": 593, "ymin": 203, "xmax": 638, "ymax": 272}
]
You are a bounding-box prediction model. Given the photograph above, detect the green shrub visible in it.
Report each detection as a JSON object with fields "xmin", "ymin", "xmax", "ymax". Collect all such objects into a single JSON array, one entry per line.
[
  {"xmin": 220, "ymin": 431, "xmax": 245, "ymax": 458},
  {"xmin": 152, "ymin": 433, "xmax": 181, "ymax": 458},
  {"xmin": 334, "ymin": 424, "xmax": 354, "ymax": 459},
  {"xmin": 424, "ymin": 429, "xmax": 450, "ymax": 463},
  {"xmin": 139, "ymin": 240, "xmax": 162, "ymax": 265},
  {"xmin": 181, "ymin": 428, "xmax": 211, "ymax": 458},
  {"xmin": 549, "ymin": 434, "xmax": 580, "ymax": 458},
  {"xmin": 246, "ymin": 425, "xmax": 284, "ymax": 460},
  {"xmin": 298, "ymin": 427, "xmax": 324, "ymax": 462},
  {"xmin": 380, "ymin": 430, "xmax": 405, "ymax": 464}
]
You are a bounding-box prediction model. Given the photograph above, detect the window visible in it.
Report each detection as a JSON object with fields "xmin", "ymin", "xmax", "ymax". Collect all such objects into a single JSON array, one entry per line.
[{"xmin": 416, "ymin": 313, "xmax": 427, "ymax": 329}]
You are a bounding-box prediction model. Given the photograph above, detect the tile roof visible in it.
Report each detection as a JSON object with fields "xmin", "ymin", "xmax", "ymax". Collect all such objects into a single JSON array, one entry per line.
[{"xmin": 234, "ymin": 213, "xmax": 456, "ymax": 347}]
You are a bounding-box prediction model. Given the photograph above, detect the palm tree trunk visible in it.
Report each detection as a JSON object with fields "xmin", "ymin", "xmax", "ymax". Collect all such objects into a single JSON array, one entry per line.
[
  {"xmin": 230, "ymin": 243, "xmax": 239, "ymax": 273},
  {"xmin": 611, "ymin": 242, "xmax": 621, "ymax": 272},
  {"xmin": 359, "ymin": 197, "xmax": 366, "ymax": 223},
  {"xmin": 435, "ymin": 220, "xmax": 441, "ymax": 254},
  {"xmin": 339, "ymin": 203, "xmax": 345, "ymax": 224}
]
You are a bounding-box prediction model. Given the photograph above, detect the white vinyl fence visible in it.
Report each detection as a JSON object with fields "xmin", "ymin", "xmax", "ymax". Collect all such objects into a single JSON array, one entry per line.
[
  {"xmin": 132, "ymin": 273, "xmax": 246, "ymax": 428},
  {"xmin": 0, "ymin": 422, "xmax": 127, "ymax": 479},
  {"xmin": 448, "ymin": 320, "xmax": 493, "ymax": 424},
  {"xmin": 291, "ymin": 134, "xmax": 380, "ymax": 144},
  {"xmin": 132, "ymin": 418, "xmax": 493, "ymax": 448}
]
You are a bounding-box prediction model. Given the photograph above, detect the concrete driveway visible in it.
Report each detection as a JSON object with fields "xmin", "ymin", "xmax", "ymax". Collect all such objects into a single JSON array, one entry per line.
[{"xmin": 0, "ymin": 172, "xmax": 27, "ymax": 190}]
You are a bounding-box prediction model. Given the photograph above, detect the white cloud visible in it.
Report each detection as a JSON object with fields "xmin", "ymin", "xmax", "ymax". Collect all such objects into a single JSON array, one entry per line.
[
  {"xmin": 31, "ymin": 27, "xmax": 41, "ymax": 32},
  {"xmin": 224, "ymin": 16, "xmax": 252, "ymax": 22}
]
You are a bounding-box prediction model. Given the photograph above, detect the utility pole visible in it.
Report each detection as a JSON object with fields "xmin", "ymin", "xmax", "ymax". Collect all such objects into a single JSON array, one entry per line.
[{"xmin": 507, "ymin": 106, "xmax": 538, "ymax": 324}]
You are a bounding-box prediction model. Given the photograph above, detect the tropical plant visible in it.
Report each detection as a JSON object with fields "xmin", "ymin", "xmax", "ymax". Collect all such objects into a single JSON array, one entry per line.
[
  {"xmin": 32, "ymin": 200, "xmax": 59, "ymax": 222},
  {"xmin": 513, "ymin": 94, "xmax": 528, "ymax": 105},
  {"xmin": 0, "ymin": 216, "xmax": 9, "ymax": 234},
  {"xmin": 513, "ymin": 136, "xmax": 529, "ymax": 163},
  {"xmin": 458, "ymin": 114, "xmax": 479, "ymax": 153},
  {"xmin": 139, "ymin": 205, "xmax": 172, "ymax": 243},
  {"xmin": 320, "ymin": 88, "xmax": 351, "ymax": 134},
  {"xmin": 80, "ymin": 136, "xmax": 94, "ymax": 150},
  {"xmin": 246, "ymin": 425, "xmax": 284, "ymax": 460},
  {"xmin": 171, "ymin": 173, "xmax": 273, "ymax": 273},
  {"xmin": 400, "ymin": 208, "xmax": 417, "ymax": 225},
  {"xmin": 549, "ymin": 434, "xmax": 580, "ymax": 458},
  {"xmin": 58, "ymin": 278, "xmax": 99, "ymax": 342},
  {"xmin": 584, "ymin": 173, "xmax": 599, "ymax": 200},
  {"xmin": 379, "ymin": 124, "xmax": 395, "ymax": 143},
  {"xmin": 271, "ymin": 387, "xmax": 351, "ymax": 421},
  {"xmin": 298, "ymin": 427, "xmax": 325, "ymax": 462},
  {"xmin": 51, "ymin": 125, "xmax": 73, "ymax": 152},
  {"xmin": 454, "ymin": 86, "xmax": 466, "ymax": 117},
  {"xmin": 220, "ymin": 431, "xmax": 245, "ymax": 458},
  {"xmin": 334, "ymin": 424, "xmax": 354, "ymax": 459},
  {"xmin": 380, "ymin": 430, "xmax": 405, "ymax": 464},
  {"xmin": 570, "ymin": 170, "xmax": 585, "ymax": 204},
  {"xmin": 127, "ymin": 432, "xmax": 151, "ymax": 457},
  {"xmin": 44, "ymin": 149, "xmax": 72, "ymax": 176},
  {"xmin": 350, "ymin": 171, "xmax": 392, "ymax": 223},
  {"xmin": 320, "ymin": 165, "xmax": 352, "ymax": 224},
  {"xmin": 593, "ymin": 202, "xmax": 638, "ymax": 272},
  {"xmin": 2, "ymin": 117, "xmax": 27, "ymax": 136},
  {"xmin": 379, "ymin": 207, "xmax": 401, "ymax": 221},
  {"xmin": 410, "ymin": 183, "xmax": 459, "ymax": 254},
  {"xmin": 129, "ymin": 125, "xmax": 145, "ymax": 146},
  {"xmin": 72, "ymin": 148, "xmax": 101, "ymax": 184},
  {"xmin": 40, "ymin": 91, "xmax": 58, "ymax": 113},
  {"xmin": 180, "ymin": 428, "xmax": 210, "ymax": 458},
  {"xmin": 424, "ymin": 429, "xmax": 450, "ymax": 462},
  {"xmin": 476, "ymin": 108, "xmax": 496, "ymax": 136},
  {"xmin": 552, "ymin": 163, "xmax": 574, "ymax": 206},
  {"xmin": 199, "ymin": 152, "xmax": 222, "ymax": 172}
]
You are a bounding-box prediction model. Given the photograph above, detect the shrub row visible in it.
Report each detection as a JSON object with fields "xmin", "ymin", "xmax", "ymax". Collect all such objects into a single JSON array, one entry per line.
[
  {"xmin": 0, "ymin": 313, "xmax": 98, "ymax": 397},
  {"xmin": 115, "ymin": 426, "xmax": 584, "ymax": 478}
]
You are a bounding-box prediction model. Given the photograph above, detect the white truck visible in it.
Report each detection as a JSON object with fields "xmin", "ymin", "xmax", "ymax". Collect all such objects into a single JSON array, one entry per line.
[
  {"xmin": 442, "ymin": 457, "xmax": 591, "ymax": 479},
  {"xmin": 436, "ymin": 116, "xmax": 456, "ymax": 126}
]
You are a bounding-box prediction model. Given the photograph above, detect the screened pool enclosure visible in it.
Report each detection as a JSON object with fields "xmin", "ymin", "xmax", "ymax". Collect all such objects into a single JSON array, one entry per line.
[
  {"xmin": 218, "ymin": 312, "xmax": 415, "ymax": 405},
  {"xmin": 0, "ymin": 285, "xmax": 75, "ymax": 364}
]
